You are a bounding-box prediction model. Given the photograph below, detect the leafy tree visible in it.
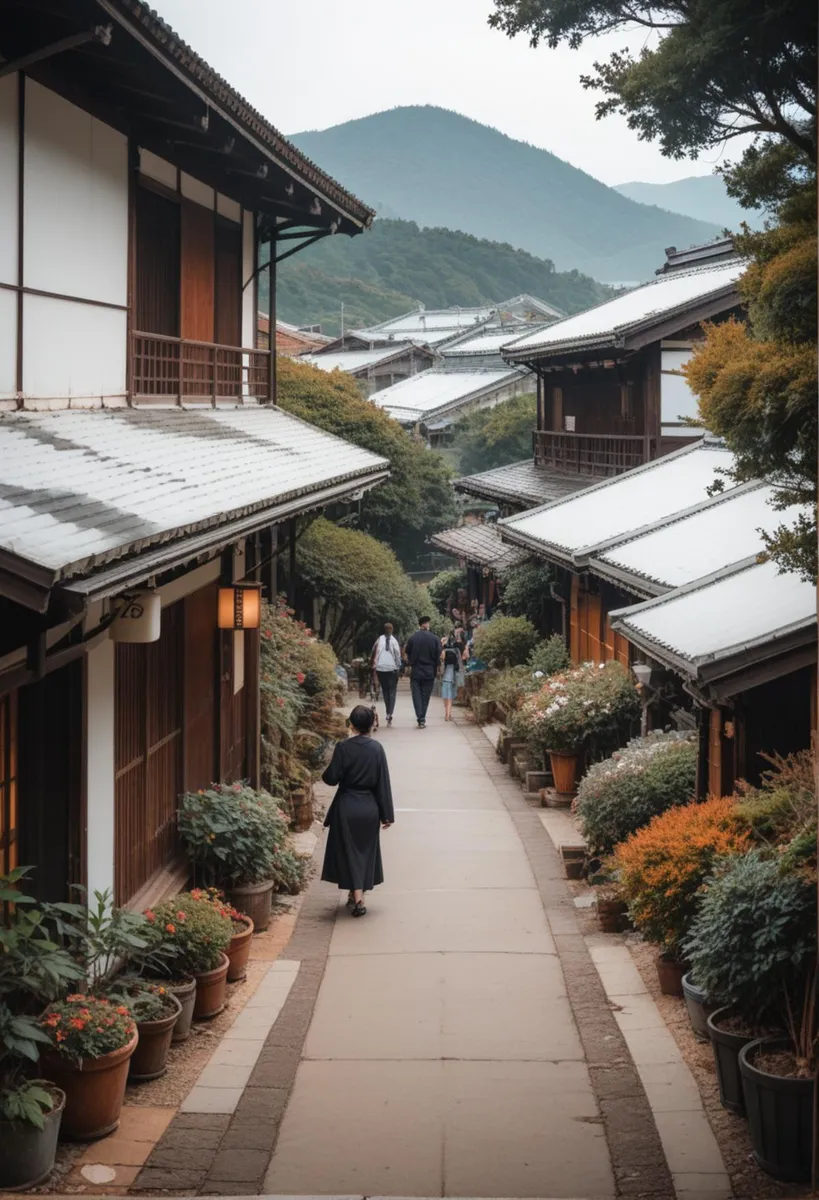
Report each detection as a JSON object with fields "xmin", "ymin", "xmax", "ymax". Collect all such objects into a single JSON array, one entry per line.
[
  {"xmin": 296, "ymin": 518, "xmax": 429, "ymax": 654},
  {"xmin": 453, "ymin": 392, "xmax": 537, "ymax": 476},
  {"xmin": 276, "ymin": 356, "xmax": 457, "ymax": 564},
  {"xmin": 427, "ymin": 567, "xmax": 468, "ymax": 616},
  {"xmin": 685, "ymin": 183, "xmax": 817, "ymax": 579},
  {"xmin": 498, "ymin": 560, "xmax": 553, "ymax": 632},
  {"xmin": 489, "ymin": 0, "xmax": 816, "ymax": 173},
  {"xmin": 472, "ymin": 614, "xmax": 540, "ymax": 666}
]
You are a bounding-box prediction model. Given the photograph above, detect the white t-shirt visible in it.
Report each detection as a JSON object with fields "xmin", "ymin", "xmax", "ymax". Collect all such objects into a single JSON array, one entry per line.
[{"xmin": 373, "ymin": 634, "xmax": 401, "ymax": 672}]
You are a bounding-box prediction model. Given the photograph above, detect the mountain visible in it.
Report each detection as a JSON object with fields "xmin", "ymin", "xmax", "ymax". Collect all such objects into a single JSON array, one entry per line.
[
  {"xmin": 275, "ymin": 219, "xmax": 614, "ymax": 336},
  {"xmin": 614, "ymin": 176, "xmax": 764, "ymax": 231},
  {"xmin": 289, "ymin": 107, "xmax": 722, "ymax": 283}
]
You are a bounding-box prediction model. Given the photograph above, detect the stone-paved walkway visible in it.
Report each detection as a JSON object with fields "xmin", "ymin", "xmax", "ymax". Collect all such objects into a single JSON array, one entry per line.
[{"xmin": 133, "ymin": 686, "xmax": 722, "ymax": 1199}]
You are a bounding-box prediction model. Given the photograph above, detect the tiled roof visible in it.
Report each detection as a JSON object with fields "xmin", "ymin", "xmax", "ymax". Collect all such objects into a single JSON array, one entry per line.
[
  {"xmin": 373, "ymin": 368, "xmax": 524, "ymax": 424},
  {"xmin": 455, "ymin": 460, "xmax": 595, "ymax": 508},
  {"xmin": 301, "ymin": 345, "xmax": 421, "ymax": 374},
  {"xmin": 500, "ymin": 441, "xmax": 734, "ymax": 566},
  {"xmin": 0, "ymin": 407, "xmax": 388, "ymax": 591},
  {"xmin": 361, "ymin": 307, "xmax": 496, "ymax": 335},
  {"xmin": 503, "ymin": 261, "xmax": 743, "ymax": 359},
  {"xmin": 429, "ymin": 523, "xmax": 530, "ymax": 572}
]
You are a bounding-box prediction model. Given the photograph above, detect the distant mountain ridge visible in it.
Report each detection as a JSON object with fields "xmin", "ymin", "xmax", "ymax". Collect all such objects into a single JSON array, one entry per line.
[
  {"xmin": 289, "ymin": 106, "xmax": 722, "ymax": 283},
  {"xmin": 614, "ymin": 176, "xmax": 764, "ymax": 232},
  {"xmin": 275, "ymin": 218, "xmax": 614, "ymax": 336}
]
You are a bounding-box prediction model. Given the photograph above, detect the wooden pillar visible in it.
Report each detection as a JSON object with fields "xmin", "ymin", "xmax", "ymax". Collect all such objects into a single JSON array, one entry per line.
[
  {"xmin": 268, "ymin": 229, "xmax": 277, "ymax": 406},
  {"xmin": 287, "ymin": 517, "xmax": 297, "ymax": 609},
  {"xmin": 244, "ymin": 534, "xmax": 261, "ymax": 789}
]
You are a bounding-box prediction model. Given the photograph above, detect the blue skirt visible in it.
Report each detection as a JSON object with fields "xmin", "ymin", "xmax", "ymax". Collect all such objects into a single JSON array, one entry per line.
[{"xmin": 441, "ymin": 679, "xmax": 457, "ymax": 699}]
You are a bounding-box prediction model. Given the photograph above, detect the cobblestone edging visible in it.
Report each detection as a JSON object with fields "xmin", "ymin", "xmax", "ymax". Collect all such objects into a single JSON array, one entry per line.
[
  {"xmin": 460, "ymin": 720, "xmax": 677, "ymax": 1200},
  {"xmin": 132, "ymin": 830, "xmax": 336, "ymax": 1196}
]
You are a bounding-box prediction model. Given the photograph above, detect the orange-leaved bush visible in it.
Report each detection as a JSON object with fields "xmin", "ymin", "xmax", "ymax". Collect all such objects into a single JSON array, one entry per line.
[{"xmin": 613, "ymin": 796, "xmax": 750, "ymax": 957}]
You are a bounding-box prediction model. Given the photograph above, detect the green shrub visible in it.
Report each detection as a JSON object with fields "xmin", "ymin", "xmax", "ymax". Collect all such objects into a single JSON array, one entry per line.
[
  {"xmin": 528, "ymin": 635, "xmax": 570, "ymax": 677},
  {"xmin": 683, "ymin": 851, "xmax": 816, "ymax": 1025},
  {"xmin": 427, "ymin": 567, "xmax": 467, "ymax": 616},
  {"xmin": 471, "ymin": 615, "xmax": 538, "ymax": 667},
  {"xmin": 498, "ymin": 561, "xmax": 553, "ymax": 631},
  {"xmin": 575, "ymin": 732, "xmax": 697, "ymax": 856},
  {"xmin": 178, "ymin": 784, "xmax": 288, "ymax": 888},
  {"xmin": 519, "ymin": 661, "xmax": 639, "ymax": 757}
]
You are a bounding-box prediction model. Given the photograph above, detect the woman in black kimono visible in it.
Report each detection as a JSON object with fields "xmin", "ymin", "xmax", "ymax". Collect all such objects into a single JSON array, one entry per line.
[{"xmin": 321, "ymin": 705, "xmax": 394, "ymax": 917}]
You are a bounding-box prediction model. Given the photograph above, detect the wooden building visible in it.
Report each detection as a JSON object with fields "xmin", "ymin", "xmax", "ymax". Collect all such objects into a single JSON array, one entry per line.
[
  {"xmin": 0, "ymin": 0, "xmax": 388, "ymax": 907},
  {"xmin": 257, "ymin": 316, "xmax": 332, "ymax": 357},
  {"xmin": 428, "ymin": 522, "xmax": 530, "ymax": 615},
  {"xmin": 301, "ymin": 342, "xmax": 438, "ymax": 396}
]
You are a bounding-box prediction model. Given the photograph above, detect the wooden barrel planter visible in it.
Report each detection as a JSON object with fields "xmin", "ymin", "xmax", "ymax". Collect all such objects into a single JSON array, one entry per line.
[{"xmin": 228, "ymin": 879, "xmax": 275, "ymax": 933}]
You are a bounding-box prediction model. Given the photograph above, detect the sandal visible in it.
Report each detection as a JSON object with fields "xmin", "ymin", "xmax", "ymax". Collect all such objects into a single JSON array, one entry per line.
[
  {"xmin": 346, "ymin": 892, "xmax": 355, "ymax": 908},
  {"xmin": 352, "ymin": 901, "xmax": 367, "ymax": 918}
]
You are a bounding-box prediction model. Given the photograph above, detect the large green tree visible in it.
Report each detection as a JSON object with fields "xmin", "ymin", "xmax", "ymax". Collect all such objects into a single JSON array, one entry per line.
[
  {"xmin": 276, "ymin": 356, "xmax": 458, "ymax": 565},
  {"xmin": 452, "ymin": 392, "xmax": 537, "ymax": 476}
]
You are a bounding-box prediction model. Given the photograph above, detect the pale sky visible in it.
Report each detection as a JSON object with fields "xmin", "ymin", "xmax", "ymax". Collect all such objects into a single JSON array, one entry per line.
[{"xmin": 152, "ymin": 0, "xmax": 737, "ymax": 187}]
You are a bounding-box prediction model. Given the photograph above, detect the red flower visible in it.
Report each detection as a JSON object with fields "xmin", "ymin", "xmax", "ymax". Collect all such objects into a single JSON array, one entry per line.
[
  {"xmin": 177, "ymin": 910, "xmax": 187, "ymax": 921},
  {"xmin": 296, "ymin": 672, "xmax": 305, "ymax": 684},
  {"xmin": 70, "ymin": 1017, "xmax": 86, "ymax": 1031},
  {"xmin": 66, "ymin": 993, "xmax": 86, "ymax": 1003},
  {"xmin": 166, "ymin": 923, "xmax": 176, "ymax": 934},
  {"xmin": 145, "ymin": 910, "xmax": 156, "ymax": 923},
  {"xmin": 116, "ymin": 1006, "xmax": 129, "ymax": 1016},
  {"xmin": 44, "ymin": 1014, "xmax": 61, "ymax": 1027},
  {"xmin": 55, "ymin": 1031, "xmax": 66, "ymax": 1042}
]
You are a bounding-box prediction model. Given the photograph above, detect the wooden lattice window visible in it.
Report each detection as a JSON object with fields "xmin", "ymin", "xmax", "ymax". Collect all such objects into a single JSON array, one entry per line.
[{"xmin": 0, "ymin": 691, "xmax": 18, "ymax": 877}]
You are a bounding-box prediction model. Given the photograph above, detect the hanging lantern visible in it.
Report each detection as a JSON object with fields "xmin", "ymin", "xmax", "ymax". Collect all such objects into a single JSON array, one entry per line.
[
  {"xmin": 110, "ymin": 591, "xmax": 161, "ymax": 643},
  {"xmin": 218, "ymin": 584, "xmax": 262, "ymax": 630}
]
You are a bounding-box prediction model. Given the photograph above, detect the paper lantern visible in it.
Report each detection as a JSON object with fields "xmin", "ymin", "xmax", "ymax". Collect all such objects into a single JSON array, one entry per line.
[
  {"xmin": 218, "ymin": 584, "xmax": 261, "ymax": 630},
  {"xmin": 111, "ymin": 592, "xmax": 161, "ymax": 643}
]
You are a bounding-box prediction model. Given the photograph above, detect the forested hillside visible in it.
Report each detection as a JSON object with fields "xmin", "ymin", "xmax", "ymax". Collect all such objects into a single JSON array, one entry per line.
[
  {"xmin": 614, "ymin": 176, "xmax": 764, "ymax": 231},
  {"xmin": 275, "ymin": 219, "xmax": 614, "ymax": 334},
  {"xmin": 289, "ymin": 107, "xmax": 722, "ymax": 282}
]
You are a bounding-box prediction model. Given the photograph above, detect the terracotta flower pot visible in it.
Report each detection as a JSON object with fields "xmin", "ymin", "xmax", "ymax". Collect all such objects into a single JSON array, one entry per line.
[
  {"xmin": 548, "ymin": 750, "xmax": 579, "ymax": 795},
  {"xmin": 129, "ymin": 994, "xmax": 182, "ymax": 1082},
  {"xmin": 655, "ymin": 951, "xmax": 687, "ymax": 997},
  {"xmin": 226, "ymin": 916, "xmax": 254, "ymax": 982},
  {"xmin": 0, "ymin": 1085, "xmax": 64, "ymax": 1190},
  {"xmin": 167, "ymin": 976, "xmax": 196, "ymax": 1043},
  {"xmin": 41, "ymin": 1032, "xmax": 137, "ymax": 1141},
  {"xmin": 228, "ymin": 879, "xmax": 274, "ymax": 933},
  {"xmin": 193, "ymin": 953, "xmax": 230, "ymax": 1021}
]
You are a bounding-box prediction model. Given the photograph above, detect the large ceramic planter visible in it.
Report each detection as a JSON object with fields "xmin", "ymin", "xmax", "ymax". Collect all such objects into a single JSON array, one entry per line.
[
  {"xmin": 129, "ymin": 994, "xmax": 182, "ymax": 1082},
  {"xmin": 228, "ymin": 879, "xmax": 274, "ymax": 933},
  {"xmin": 548, "ymin": 751, "xmax": 579, "ymax": 795},
  {"xmin": 655, "ymin": 952, "xmax": 686, "ymax": 997},
  {"xmin": 681, "ymin": 973, "xmax": 714, "ymax": 1043},
  {"xmin": 707, "ymin": 1006, "xmax": 755, "ymax": 1116},
  {"xmin": 739, "ymin": 1037, "xmax": 813, "ymax": 1183},
  {"xmin": 41, "ymin": 1032, "xmax": 138, "ymax": 1141},
  {"xmin": 167, "ymin": 976, "xmax": 196, "ymax": 1043},
  {"xmin": 193, "ymin": 953, "xmax": 230, "ymax": 1021},
  {"xmin": 0, "ymin": 1085, "xmax": 64, "ymax": 1190},
  {"xmin": 226, "ymin": 916, "xmax": 254, "ymax": 983}
]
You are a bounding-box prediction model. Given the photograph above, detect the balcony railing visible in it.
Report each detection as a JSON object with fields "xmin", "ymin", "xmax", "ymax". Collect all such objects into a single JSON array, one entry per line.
[
  {"xmin": 534, "ymin": 430, "xmax": 656, "ymax": 477},
  {"xmin": 132, "ymin": 332, "xmax": 271, "ymax": 405}
]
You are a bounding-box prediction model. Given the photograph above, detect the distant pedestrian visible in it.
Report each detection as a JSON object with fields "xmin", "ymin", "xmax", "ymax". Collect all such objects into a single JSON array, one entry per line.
[
  {"xmin": 440, "ymin": 631, "xmax": 468, "ymax": 722},
  {"xmin": 371, "ymin": 622, "xmax": 402, "ymax": 726},
  {"xmin": 404, "ymin": 615, "xmax": 441, "ymax": 728},
  {"xmin": 321, "ymin": 705, "xmax": 394, "ymax": 918}
]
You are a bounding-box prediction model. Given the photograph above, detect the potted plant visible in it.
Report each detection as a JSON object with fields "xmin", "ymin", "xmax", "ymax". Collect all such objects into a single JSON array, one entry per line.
[
  {"xmin": 190, "ymin": 890, "xmax": 254, "ymax": 983},
  {"xmin": 115, "ymin": 982, "xmax": 181, "ymax": 1082},
  {"xmin": 521, "ymin": 662, "xmax": 639, "ymax": 795},
  {"xmin": 178, "ymin": 783, "xmax": 289, "ymax": 933},
  {"xmin": 680, "ymin": 973, "xmax": 714, "ymax": 1043},
  {"xmin": 38, "ymin": 995, "xmax": 137, "ymax": 1141},
  {"xmin": 684, "ymin": 850, "xmax": 815, "ymax": 1163},
  {"xmin": 145, "ymin": 894, "xmax": 233, "ymax": 1021},
  {"xmin": 613, "ymin": 796, "xmax": 749, "ymax": 997},
  {"xmin": 0, "ymin": 868, "xmax": 81, "ymax": 1188}
]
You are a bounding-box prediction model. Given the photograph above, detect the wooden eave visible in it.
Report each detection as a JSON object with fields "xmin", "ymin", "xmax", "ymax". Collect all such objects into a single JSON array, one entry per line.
[{"xmin": 0, "ymin": 0, "xmax": 374, "ymax": 238}]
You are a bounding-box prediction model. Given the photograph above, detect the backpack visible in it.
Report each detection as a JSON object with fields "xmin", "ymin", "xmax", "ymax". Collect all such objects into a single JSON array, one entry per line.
[{"xmin": 444, "ymin": 646, "xmax": 460, "ymax": 669}]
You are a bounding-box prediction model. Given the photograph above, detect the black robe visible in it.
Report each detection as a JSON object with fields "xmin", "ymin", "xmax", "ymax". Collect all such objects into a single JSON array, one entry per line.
[{"xmin": 321, "ymin": 735, "xmax": 395, "ymax": 892}]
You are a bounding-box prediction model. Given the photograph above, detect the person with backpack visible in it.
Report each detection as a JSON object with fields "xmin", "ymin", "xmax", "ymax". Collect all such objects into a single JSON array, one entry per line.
[
  {"xmin": 370, "ymin": 622, "xmax": 402, "ymax": 726},
  {"xmin": 440, "ymin": 629, "xmax": 469, "ymax": 722}
]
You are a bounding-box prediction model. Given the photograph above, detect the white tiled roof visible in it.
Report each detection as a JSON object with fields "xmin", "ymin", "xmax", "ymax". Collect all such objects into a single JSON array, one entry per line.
[
  {"xmin": 500, "ymin": 442, "xmax": 735, "ymax": 563},
  {"xmin": 442, "ymin": 328, "xmax": 544, "ymax": 356},
  {"xmin": 612, "ymin": 559, "xmax": 816, "ymax": 671},
  {"xmin": 301, "ymin": 345, "xmax": 417, "ymax": 373},
  {"xmin": 504, "ymin": 261, "xmax": 744, "ymax": 356},
  {"xmin": 363, "ymin": 307, "xmax": 494, "ymax": 335},
  {"xmin": 0, "ymin": 407, "xmax": 388, "ymax": 581},
  {"xmin": 373, "ymin": 367, "xmax": 523, "ymax": 423},
  {"xmin": 594, "ymin": 483, "xmax": 802, "ymax": 591}
]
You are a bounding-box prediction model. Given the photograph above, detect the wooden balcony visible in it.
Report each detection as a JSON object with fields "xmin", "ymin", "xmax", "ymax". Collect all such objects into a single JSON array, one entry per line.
[
  {"xmin": 132, "ymin": 332, "xmax": 271, "ymax": 405},
  {"xmin": 534, "ymin": 430, "xmax": 656, "ymax": 477}
]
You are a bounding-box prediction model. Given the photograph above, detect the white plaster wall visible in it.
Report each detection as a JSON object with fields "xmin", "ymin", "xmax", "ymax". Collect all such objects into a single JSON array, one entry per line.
[
  {"xmin": 217, "ymin": 193, "xmax": 241, "ymax": 223},
  {"xmin": 86, "ymin": 638, "xmax": 115, "ymax": 902},
  {"xmin": 181, "ymin": 171, "xmax": 214, "ymax": 210},
  {"xmin": 139, "ymin": 147, "xmax": 176, "ymax": 190},
  {"xmin": 661, "ymin": 347, "xmax": 698, "ymax": 435},
  {"xmin": 242, "ymin": 209, "xmax": 255, "ymax": 349},
  {"xmin": 24, "ymin": 80, "xmax": 128, "ymax": 305},
  {"xmin": 0, "ymin": 289, "xmax": 16, "ymax": 398},
  {"xmin": 23, "ymin": 293, "xmax": 127, "ymax": 402},
  {"xmin": 0, "ymin": 74, "xmax": 18, "ymax": 286}
]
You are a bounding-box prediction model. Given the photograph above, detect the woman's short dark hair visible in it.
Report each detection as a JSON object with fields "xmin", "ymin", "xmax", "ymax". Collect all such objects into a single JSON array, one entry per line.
[{"xmin": 349, "ymin": 704, "xmax": 376, "ymax": 733}]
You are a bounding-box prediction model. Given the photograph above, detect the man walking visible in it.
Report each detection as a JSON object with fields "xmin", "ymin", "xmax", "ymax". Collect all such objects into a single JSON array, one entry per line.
[
  {"xmin": 371, "ymin": 622, "xmax": 402, "ymax": 726},
  {"xmin": 404, "ymin": 616, "xmax": 441, "ymax": 728}
]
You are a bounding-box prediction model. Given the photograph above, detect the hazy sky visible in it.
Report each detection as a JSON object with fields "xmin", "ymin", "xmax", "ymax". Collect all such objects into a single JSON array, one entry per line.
[{"xmin": 152, "ymin": 0, "xmax": 735, "ymax": 187}]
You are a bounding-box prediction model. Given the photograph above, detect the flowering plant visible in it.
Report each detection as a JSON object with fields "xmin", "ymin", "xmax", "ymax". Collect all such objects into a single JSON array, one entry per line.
[
  {"xmin": 178, "ymin": 784, "xmax": 289, "ymax": 887},
  {"xmin": 39, "ymin": 995, "xmax": 136, "ymax": 1064},
  {"xmin": 519, "ymin": 661, "xmax": 639, "ymax": 757},
  {"xmin": 112, "ymin": 980, "xmax": 179, "ymax": 1024},
  {"xmin": 575, "ymin": 731, "xmax": 697, "ymax": 855},
  {"xmin": 189, "ymin": 887, "xmax": 251, "ymax": 931},
  {"xmin": 143, "ymin": 892, "xmax": 233, "ymax": 975},
  {"xmin": 614, "ymin": 796, "xmax": 750, "ymax": 957}
]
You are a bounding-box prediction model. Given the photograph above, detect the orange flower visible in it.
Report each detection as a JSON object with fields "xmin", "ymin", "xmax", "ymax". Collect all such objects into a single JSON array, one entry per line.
[
  {"xmin": 116, "ymin": 1006, "xmax": 129, "ymax": 1016},
  {"xmin": 166, "ymin": 923, "xmax": 176, "ymax": 934},
  {"xmin": 55, "ymin": 1031, "xmax": 66, "ymax": 1042},
  {"xmin": 44, "ymin": 1014, "xmax": 61, "ymax": 1027},
  {"xmin": 145, "ymin": 910, "xmax": 156, "ymax": 923},
  {"xmin": 70, "ymin": 1017, "xmax": 86, "ymax": 1031},
  {"xmin": 66, "ymin": 993, "xmax": 86, "ymax": 1002}
]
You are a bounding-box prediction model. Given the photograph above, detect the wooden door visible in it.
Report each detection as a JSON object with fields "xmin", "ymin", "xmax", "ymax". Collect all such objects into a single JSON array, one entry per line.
[
  {"xmin": 181, "ymin": 199, "xmax": 215, "ymax": 342},
  {"xmin": 135, "ymin": 185, "xmax": 180, "ymax": 336},
  {"xmin": 184, "ymin": 585, "xmax": 218, "ymax": 792},
  {"xmin": 219, "ymin": 631, "xmax": 247, "ymax": 784},
  {"xmin": 215, "ymin": 218, "xmax": 243, "ymax": 398}
]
